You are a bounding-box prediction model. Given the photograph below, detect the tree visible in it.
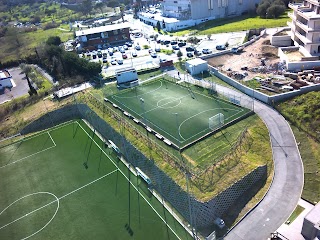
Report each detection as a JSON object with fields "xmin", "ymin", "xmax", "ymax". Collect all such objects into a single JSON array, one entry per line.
[
  {"xmin": 177, "ymin": 50, "xmax": 183, "ymax": 58},
  {"xmin": 156, "ymin": 21, "xmax": 161, "ymax": 32},
  {"xmin": 107, "ymin": 0, "xmax": 119, "ymax": 13},
  {"xmin": 120, "ymin": 4, "xmax": 125, "ymax": 22},
  {"xmin": 46, "ymin": 36, "xmax": 62, "ymax": 46},
  {"xmin": 95, "ymin": 2, "xmax": 105, "ymax": 15},
  {"xmin": 207, "ymin": 34, "xmax": 212, "ymax": 40},
  {"xmin": 256, "ymin": 2, "xmax": 270, "ymax": 18},
  {"xmin": 81, "ymin": 0, "xmax": 93, "ymax": 16},
  {"xmin": 267, "ymin": 4, "xmax": 286, "ymax": 18}
]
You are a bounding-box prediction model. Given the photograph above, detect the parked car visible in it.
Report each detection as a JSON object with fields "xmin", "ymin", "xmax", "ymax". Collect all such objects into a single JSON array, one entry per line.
[
  {"xmin": 178, "ymin": 42, "xmax": 186, "ymax": 47},
  {"xmin": 122, "ymin": 53, "xmax": 128, "ymax": 59},
  {"xmin": 109, "ymin": 51, "xmax": 113, "ymax": 56},
  {"xmin": 164, "ymin": 40, "xmax": 171, "ymax": 45},
  {"xmin": 110, "ymin": 58, "xmax": 117, "ymax": 65},
  {"xmin": 216, "ymin": 45, "xmax": 226, "ymax": 50},
  {"xmin": 186, "ymin": 46, "xmax": 195, "ymax": 52},
  {"xmin": 135, "ymin": 45, "xmax": 141, "ymax": 50},
  {"xmin": 97, "ymin": 50, "xmax": 102, "ymax": 58},
  {"xmin": 170, "ymin": 41, "xmax": 178, "ymax": 45},
  {"xmin": 123, "ymin": 45, "xmax": 128, "ymax": 50},
  {"xmin": 132, "ymin": 51, "xmax": 137, "ymax": 57},
  {"xmin": 172, "ymin": 45, "xmax": 180, "ymax": 50},
  {"xmin": 102, "ymin": 57, "xmax": 108, "ymax": 63},
  {"xmin": 117, "ymin": 59, "xmax": 123, "ymax": 64},
  {"xmin": 102, "ymin": 52, "xmax": 108, "ymax": 58},
  {"xmin": 125, "ymin": 41, "xmax": 133, "ymax": 47},
  {"xmin": 92, "ymin": 54, "xmax": 97, "ymax": 59},
  {"xmin": 150, "ymin": 51, "xmax": 157, "ymax": 58},
  {"xmin": 187, "ymin": 52, "xmax": 194, "ymax": 58},
  {"xmin": 155, "ymin": 47, "xmax": 161, "ymax": 52},
  {"xmin": 214, "ymin": 218, "xmax": 225, "ymax": 229},
  {"xmin": 194, "ymin": 50, "xmax": 202, "ymax": 56},
  {"xmin": 202, "ymin": 48, "xmax": 212, "ymax": 54},
  {"xmin": 119, "ymin": 47, "xmax": 125, "ymax": 53}
]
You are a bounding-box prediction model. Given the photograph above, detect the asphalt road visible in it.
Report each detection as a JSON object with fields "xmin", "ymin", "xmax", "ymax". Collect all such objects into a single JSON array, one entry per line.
[{"xmin": 225, "ymin": 100, "xmax": 303, "ymax": 240}]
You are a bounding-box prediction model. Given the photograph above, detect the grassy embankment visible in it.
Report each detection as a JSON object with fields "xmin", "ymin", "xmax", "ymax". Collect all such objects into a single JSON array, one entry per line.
[
  {"xmin": 276, "ymin": 91, "xmax": 320, "ymax": 204},
  {"xmin": 173, "ymin": 11, "xmax": 290, "ymax": 36}
]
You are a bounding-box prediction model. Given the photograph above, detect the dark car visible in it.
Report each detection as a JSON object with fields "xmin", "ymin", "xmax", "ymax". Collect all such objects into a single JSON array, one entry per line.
[
  {"xmin": 187, "ymin": 52, "xmax": 194, "ymax": 58},
  {"xmin": 170, "ymin": 41, "xmax": 178, "ymax": 45},
  {"xmin": 164, "ymin": 40, "xmax": 171, "ymax": 45},
  {"xmin": 172, "ymin": 45, "xmax": 180, "ymax": 50},
  {"xmin": 178, "ymin": 42, "xmax": 186, "ymax": 47},
  {"xmin": 125, "ymin": 42, "xmax": 133, "ymax": 47},
  {"xmin": 194, "ymin": 50, "xmax": 202, "ymax": 56},
  {"xmin": 186, "ymin": 46, "xmax": 195, "ymax": 52},
  {"xmin": 216, "ymin": 45, "xmax": 226, "ymax": 50}
]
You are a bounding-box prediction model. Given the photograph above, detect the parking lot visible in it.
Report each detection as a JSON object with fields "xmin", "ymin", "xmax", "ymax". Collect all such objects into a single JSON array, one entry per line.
[{"xmin": 0, "ymin": 67, "xmax": 29, "ymax": 104}]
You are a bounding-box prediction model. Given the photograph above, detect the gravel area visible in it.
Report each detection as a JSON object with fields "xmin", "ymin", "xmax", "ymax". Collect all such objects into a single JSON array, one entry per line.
[{"xmin": 207, "ymin": 35, "xmax": 281, "ymax": 81}]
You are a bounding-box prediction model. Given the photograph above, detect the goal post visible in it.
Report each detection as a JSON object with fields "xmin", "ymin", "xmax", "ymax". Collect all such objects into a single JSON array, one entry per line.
[{"xmin": 209, "ymin": 113, "xmax": 224, "ymax": 130}]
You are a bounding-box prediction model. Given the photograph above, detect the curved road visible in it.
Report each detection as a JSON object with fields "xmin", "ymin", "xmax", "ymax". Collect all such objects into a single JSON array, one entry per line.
[
  {"xmin": 166, "ymin": 70, "xmax": 304, "ymax": 240},
  {"xmin": 225, "ymin": 99, "xmax": 304, "ymax": 240}
]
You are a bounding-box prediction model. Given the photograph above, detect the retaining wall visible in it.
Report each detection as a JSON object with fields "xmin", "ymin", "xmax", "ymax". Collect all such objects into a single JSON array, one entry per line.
[{"xmin": 21, "ymin": 104, "xmax": 267, "ymax": 232}]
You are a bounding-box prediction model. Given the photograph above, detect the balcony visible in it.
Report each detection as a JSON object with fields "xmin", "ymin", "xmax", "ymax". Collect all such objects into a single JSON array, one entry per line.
[
  {"xmin": 295, "ymin": 31, "xmax": 312, "ymax": 44},
  {"xmin": 288, "ymin": 2, "xmax": 303, "ymax": 10},
  {"xmin": 288, "ymin": 12, "xmax": 297, "ymax": 21},
  {"xmin": 296, "ymin": 20, "xmax": 312, "ymax": 32}
]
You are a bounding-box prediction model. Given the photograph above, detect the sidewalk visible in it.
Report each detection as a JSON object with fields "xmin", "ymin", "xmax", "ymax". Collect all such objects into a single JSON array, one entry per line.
[{"xmin": 276, "ymin": 199, "xmax": 315, "ymax": 240}]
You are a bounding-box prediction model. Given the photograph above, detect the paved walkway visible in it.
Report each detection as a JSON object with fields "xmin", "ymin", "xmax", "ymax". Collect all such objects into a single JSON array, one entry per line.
[
  {"xmin": 276, "ymin": 199, "xmax": 314, "ymax": 240},
  {"xmin": 165, "ymin": 70, "xmax": 304, "ymax": 240}
]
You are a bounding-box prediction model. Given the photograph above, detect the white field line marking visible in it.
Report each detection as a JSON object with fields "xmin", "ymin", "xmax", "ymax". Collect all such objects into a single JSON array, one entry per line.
[
  {"xmin": 0, "ymin": 120, "xmax": 74, "ymax": 150},
  {"xmin": 58, "ymin": 169, "xmax": 117, "ymax": 201},
  {"xmin": 178, "ymin": 108, "xmax": 242, "ymax": 141},
  {"xmin": 47, "ymin": 131, "xmax": 56, "ymax": 147},
  {"xmin": 0, "ymin": 170, "xmax": 117, "ymax": 231},
  {"xmin": 113, "ymin": 81, "xmax": 163, "ymax": 99},
  {"xmin": 77, "ymin": 122, "xmax": 183, "ymax": 240},
  {"xmin": 0, "ymin": 146, "xmax": 56, "ymax": 170}
]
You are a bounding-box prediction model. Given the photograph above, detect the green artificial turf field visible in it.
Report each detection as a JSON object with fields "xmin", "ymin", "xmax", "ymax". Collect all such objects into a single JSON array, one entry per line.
[
  {"xmin": 108, "ymin": 79, "xmax": 250, "ymax": 148},
  {"xmin": 0, "ymin": 120, "xmax": 192, "ymax": 240}
]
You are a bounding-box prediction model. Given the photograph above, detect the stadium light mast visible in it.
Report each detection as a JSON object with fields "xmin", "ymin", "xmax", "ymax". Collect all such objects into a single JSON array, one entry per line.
[
  {"xmin": 140, "ymin": 97, "xmax": 146, "ymax": 126},
  {"xmin": 174, "ymin": 113, "xmax": 180, "ymax": 142}
]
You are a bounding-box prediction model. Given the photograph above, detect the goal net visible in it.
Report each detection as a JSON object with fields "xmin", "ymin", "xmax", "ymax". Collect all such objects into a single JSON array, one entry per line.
[{"xmin": 209, "ymin": 113, "xmax": 224, "ymax": 130}]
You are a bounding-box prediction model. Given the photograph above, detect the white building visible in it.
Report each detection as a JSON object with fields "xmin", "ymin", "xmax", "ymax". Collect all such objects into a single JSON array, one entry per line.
[
  {"xmin": 139, "ymin": 0, "xmax": 260, "ymax": 31},
  {"xmin": 162, "ymin": 0, "xmax": 259, "ymax": 20},
  {"xmin": 288, "ymin": 1, "xmax": 320, "ymax": 56},
  {"xmin": 185, "ymin": 58, "xmax": 208, "ymax": 75},
  {"xmin": 0, "ymin": 69, "xmax": 13, "ymax": 90}
]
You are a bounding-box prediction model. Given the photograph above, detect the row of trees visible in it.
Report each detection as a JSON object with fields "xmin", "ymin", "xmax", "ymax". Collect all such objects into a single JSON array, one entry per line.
[
  {"xmin": 35, "ymin": 36, "xmax": 101, "ymax": 86},
  {"xmin": 256, "ymin": 0, "xmax": 288, "ymax": 18}
]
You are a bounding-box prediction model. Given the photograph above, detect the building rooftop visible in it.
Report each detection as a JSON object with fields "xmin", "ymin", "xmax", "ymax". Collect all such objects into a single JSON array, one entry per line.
[
  {"xmin": 305, "ymin": 202, "xmax": 320, "ymax": 225},
  {"xmin": 75, "ymin": 22, "xmax": 130, "ymax": 36},
  {"xmin": 186, "ymin": 58, "xmax": 207, "ymax": 66},
  {"xmin": 139, "ymin": 12, "xmax": 179, "ymax": 23}
]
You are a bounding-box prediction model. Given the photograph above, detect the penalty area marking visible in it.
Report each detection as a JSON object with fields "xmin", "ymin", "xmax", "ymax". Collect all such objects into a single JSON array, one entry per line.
[
  {"xmin": 0, "ymin": 192, "xmax": 59, "ymax": 240},
  {"xmin": 0, "ymin": 132, "xmax": 57, "ymax": 169},
  {"xmin": 0, "ymin": 169, "xmax": 118, "ymax": 239}
]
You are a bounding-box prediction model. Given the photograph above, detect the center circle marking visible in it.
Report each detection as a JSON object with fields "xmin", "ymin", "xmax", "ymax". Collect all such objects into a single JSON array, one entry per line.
[{"xmin": 157, "ymin": 97, "xmax": 181, "ymax": 109}]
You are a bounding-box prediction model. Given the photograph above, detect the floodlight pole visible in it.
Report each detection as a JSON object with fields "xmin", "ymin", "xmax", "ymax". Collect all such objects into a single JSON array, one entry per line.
[
  {"xmin": 140, "ymin": 97, "xmax": 146, "ymax": 126},
  {"xmin": 174, "ymin": 113, "xmax": 179, "ymax": 142}
]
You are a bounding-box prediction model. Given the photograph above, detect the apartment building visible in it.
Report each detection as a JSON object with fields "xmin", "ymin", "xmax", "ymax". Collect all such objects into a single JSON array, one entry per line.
[
  {"xmin": 161, "ymin": 0, "xmax": 259, "ymax": 20},
  {"xmin": 289, "ymin": 1, "xmax": 320, "ymax": 56}
]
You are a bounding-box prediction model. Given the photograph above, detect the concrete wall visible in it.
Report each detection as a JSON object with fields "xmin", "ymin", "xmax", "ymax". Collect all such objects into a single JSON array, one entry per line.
[
  {"xmin": 21, "ymin": 103, "xmax": 267, "ymax": 235},
  {"xmin": 270, "ymin": 35, "xmax": 292, "ymax": 47},
  {"xmin": 209, "ymin": 65, "xmax": 271, "ymax": 104}
]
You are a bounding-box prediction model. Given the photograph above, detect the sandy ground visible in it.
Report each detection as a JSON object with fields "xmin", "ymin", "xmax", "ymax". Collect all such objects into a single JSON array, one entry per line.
[{"xmin": 207, "ymin": 34, "xmax": 281, "ymax": 81}]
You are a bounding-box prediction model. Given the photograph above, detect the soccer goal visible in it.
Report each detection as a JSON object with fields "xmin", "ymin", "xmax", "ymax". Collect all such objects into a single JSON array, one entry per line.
[{"xmin": 209, "ymin": 113, "xmax": 224, "ymax": 130}]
